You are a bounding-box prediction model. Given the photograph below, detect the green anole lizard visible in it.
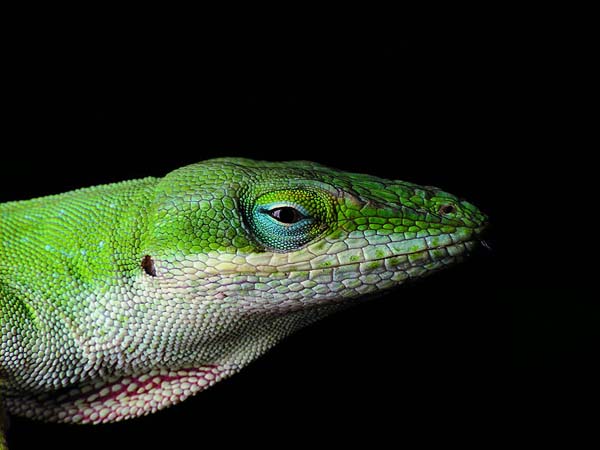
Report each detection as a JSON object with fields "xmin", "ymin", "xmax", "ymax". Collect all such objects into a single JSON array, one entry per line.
[{"xmin": 0, "ymin": 158, "xmax": 487, "ymax": 448}]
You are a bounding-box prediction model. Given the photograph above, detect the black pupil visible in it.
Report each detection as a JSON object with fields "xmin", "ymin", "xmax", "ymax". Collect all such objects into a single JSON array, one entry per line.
[
  {"xmin": 270, "ymin": 207, "xmax": 301, "ymax": 224},
  {"xmin": 440, "ymin": 204, "xmax": 455, "ymax": 214}
]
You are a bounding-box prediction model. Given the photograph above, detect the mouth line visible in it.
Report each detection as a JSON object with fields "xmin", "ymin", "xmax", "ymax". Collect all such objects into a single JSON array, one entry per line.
[
  {"xmin": 159, "ymin": 237, "xmax": 483, "ymax": 278},
  {"xmin": 302, "ymin": 238, "xmax": 481, "ymax": 272},
  {"xmin": 233, "ymin": 238, "xmax": 480, "ymax": 276}
]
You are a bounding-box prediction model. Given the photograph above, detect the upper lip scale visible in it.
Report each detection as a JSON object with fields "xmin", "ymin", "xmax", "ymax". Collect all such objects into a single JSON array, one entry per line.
[
  {"xmin": 228, "ymin": 238, "xmax": 480, "ymax": 274},
  {"xmin": 160, "ymin": 238, "xmax": 481, "ymax": 278}
]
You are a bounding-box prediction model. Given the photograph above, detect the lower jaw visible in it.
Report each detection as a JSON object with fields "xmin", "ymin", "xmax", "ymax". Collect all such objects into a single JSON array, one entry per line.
[{"xmin": 315, "ymin": 238, "xmax": 483, "ymax": 299}]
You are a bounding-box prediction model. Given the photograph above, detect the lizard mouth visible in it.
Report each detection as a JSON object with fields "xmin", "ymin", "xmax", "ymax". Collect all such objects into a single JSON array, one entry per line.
[
  {"xmin": 272, "ymin": 232, "xmax": 484, "ymax": 275},
  {"xmin": 159, "ymin": 231, "xmax": 484, "ymax": 278},
  {"xmin": 318, "ymin": 238, "xmax": 482, "ymax": 272}
]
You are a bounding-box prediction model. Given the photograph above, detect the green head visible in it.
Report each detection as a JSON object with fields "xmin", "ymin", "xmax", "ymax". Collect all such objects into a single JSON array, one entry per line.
[
  {"xmin": 142, "ymin": 157, "xmax": 488, "ymax": 311},
  {"xmin": 1, "ymin": 157, "xmax": 489, "ymax": 425}
]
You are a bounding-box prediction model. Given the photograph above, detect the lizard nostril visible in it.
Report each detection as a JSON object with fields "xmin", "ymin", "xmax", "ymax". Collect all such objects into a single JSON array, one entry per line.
[
  {"xmin": 142, "ymin": 255, "xmax": 156, "ymax": 277},
  {"xmin": 439, "ymin": 204, "xmax": 456, "ymax": 215}
]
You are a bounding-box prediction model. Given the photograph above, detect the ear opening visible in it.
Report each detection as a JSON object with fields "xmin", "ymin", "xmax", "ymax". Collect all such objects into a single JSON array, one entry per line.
[{"xmin": 141, "ymin": 255, "xmax": 156, "ymax": 277}]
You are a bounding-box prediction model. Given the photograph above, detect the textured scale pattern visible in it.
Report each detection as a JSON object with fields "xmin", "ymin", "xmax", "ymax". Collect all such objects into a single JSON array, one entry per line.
[{"xmin": 0, "ymin": 158, "xmax": 487, "ymax": 446}]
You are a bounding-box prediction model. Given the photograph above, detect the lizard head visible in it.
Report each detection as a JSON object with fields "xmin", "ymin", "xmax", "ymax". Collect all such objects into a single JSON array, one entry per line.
[
  {"xmin": 5, "ymin": 157, "xmax": 489, "ymax": 426},
  {"xmin": 142, "ymin": 157, "xmax": 488, "ymax": 312}
]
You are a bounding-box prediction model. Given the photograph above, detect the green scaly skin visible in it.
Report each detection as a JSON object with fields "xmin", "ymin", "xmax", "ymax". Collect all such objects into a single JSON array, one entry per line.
[{"xmin": 0, "ymin": 158, "xmax": 487, "ymax": 448}]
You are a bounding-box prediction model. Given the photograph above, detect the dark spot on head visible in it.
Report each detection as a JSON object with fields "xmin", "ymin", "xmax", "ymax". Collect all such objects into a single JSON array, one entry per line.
[
  {"xmin": 439, "ymin": 204, "xmax": 456, "ymax": 215},
  {"xmin": 142, "ymin": 255, "xmax": 156, "ymax": 277}
]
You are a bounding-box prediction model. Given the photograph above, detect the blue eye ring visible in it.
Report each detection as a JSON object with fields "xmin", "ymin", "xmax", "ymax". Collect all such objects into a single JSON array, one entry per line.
[{"xmin": 243, "ymin": 189, "xmax": 336, "ymax": 252}]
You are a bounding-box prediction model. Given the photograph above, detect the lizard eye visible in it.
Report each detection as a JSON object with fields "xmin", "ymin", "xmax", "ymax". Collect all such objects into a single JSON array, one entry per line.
[
  {"xmin": 439, "ymin": 204, "xmax": 456, "ymax": 215},
  {"xmin": 266, "ymin": 206, "xmax": 305, "ymax": 224},
  {"xmin": 244, "ymin": 188, "xmax": 335, "ymax": 252}
]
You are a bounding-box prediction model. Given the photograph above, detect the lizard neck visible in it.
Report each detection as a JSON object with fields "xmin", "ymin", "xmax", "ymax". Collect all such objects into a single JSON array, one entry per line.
[{"xmin": 0, "ymin": 177, "xmax": 159, "ymax": 394}]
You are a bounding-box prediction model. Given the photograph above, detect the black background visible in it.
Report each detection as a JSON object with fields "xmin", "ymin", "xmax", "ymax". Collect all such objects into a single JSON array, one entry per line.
[{"xmin": 1, "ymin": 21, "xmax": 591, "ymax": 448}]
